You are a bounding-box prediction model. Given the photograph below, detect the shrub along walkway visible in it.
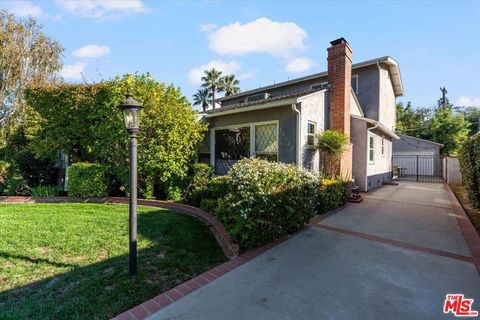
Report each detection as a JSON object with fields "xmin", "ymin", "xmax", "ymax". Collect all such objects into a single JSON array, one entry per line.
[
  {"xmin": 0, "ymin": 196, "xmax": 239, "ymax": 259},
  {"xmin": 137, "ymin": 182, "xmax": 479, "ymax": 320}
]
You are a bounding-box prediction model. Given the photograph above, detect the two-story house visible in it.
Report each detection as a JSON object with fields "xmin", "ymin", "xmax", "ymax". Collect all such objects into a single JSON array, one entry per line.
[{"xmin": 198, "ymin": 38, "xmax": 404, "ymax": 191}]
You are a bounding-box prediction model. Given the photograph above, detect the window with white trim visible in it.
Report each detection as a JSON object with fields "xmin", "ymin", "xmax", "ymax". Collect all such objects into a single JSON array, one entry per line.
[
  {"xmin": 254, "ymin": 122, "xmax": 278, "ymax": 161},
  {"xmin": 369, "ymin": 135, "xmax": 374, "ymax": 163},
  {"xmin": 307, "ymin": 121, "xmax": 316, "ymax": 146},
  {"xmin": 351, "ymin": 75, "xmax": 359, "ymax": 94}
]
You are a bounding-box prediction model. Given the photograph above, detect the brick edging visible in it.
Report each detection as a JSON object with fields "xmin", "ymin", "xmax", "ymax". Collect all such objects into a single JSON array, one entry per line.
[
  {"xmin": 0, "ymin": 196, "xmax": 239, "ymax": 259},
  {"xmin": 443, "ymin": 184, "xmax": 480, "ymax": 274},
  {"xmin": 112, "ymin": 235, "xmax": 290, "ymax": 320}
]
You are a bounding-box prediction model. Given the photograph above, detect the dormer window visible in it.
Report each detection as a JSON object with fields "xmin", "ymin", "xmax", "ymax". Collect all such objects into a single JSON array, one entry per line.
[
  {"xmin": 245, "ymin": 92, "xmax": 270, "ymax": 103},
  {"xmin": 351, "ymin": 75, "xmax": 359, "ymax": 94},
  {"xmin": 311, "ymin": 82, "xmax": 329, "ymax": 90}
]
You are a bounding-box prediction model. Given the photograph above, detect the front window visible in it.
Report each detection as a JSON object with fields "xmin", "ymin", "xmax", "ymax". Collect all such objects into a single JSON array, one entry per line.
[
  {"xmin": 254, "ymin": 123, "xmax": 278, "ymax": 161},
  {"xmin": 369, "ymin": 135, "xmax": 375, "ymax": 163},
  {"xmin": 352, "ymin": 75, "xmax": 359, "ymax": 94},
  {"xmin": 213, "ymin": 121, "xmax": 278, "ymax": 175},
  {"xmin": 215, "ymin": 126, "xmax": 250, "ymax": 175},
  {"xmin": 307, "ymin": 121, "xmax": 316, "ymax": 146}
]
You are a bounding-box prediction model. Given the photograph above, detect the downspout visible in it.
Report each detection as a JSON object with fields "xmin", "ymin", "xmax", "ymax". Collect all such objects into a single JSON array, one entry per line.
[
  {"xmin": 365, "ymin": 121, "xmax": 379, "ymax": 192},
  {"xmin": 292, "ymin": 103, "xmax": 301, "ymax": 167}
]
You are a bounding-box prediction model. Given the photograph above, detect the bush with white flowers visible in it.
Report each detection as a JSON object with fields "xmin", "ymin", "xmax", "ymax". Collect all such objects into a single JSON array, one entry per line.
[{"xmin": 214, "ymin": 158, "xmax": 320, "ymax": 248}]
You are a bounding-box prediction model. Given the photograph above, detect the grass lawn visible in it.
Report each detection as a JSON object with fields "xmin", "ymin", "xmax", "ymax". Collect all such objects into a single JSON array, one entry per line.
[{"xmin": 0, "ymin": 203, "xmax": 226, "ymax": 319}]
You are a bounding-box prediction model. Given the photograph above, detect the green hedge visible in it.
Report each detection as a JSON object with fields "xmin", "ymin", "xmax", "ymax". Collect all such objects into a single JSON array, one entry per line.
[
  {"xmin": 317, "ymin": 179, "xmax": 348, "ymax": 213},
  {"xmin": 459, "ymin": 135, "xmax": 480, "ymax": 208},
  {"xmin": 68, "ymin": 162, "xmax": 108, "ymax": 198}
]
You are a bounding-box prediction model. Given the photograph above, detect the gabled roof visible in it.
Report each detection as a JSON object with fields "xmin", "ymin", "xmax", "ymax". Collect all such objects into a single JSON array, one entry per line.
[
  {"xmin": 204, "ymin": 89, "xmax": 326, "ymax": 118},
  {"xmin": 398, "ymin": 133, "xmax": 444, "ymax": 147},
  {"xmin": 217, "ymin": 56, "xmax": 403, "ymax": 103},
  {"xmin": 351, "ymin": 115, "xmax": 399, "ymax": 139}
]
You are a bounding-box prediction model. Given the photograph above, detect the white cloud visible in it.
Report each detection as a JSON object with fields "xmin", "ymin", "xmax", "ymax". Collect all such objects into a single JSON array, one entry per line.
[
  {"xmin": 188, "ymin": 60, "xmax": 241, "ymax": 85},
  {"xmin": 286, "ymin": 57, "xmax": 316, "ymax": 73},
  {"xmin": 207, "ymin": 17, "xmax": 307, "ymax": 58},
  {"xmin": 200, "ymin": 23, "xmax": 217, "ymax": 32},
  {"xmin": 73, "ymin": 45, "xmax": 110, "ymax": 58},
  {"xmin": 3, "ymin": 0, "xmax": 43, "ymax": 17},
  {"xmin": 60, "ymin": 62, "xmax": 86, "ymax": 80},
  {"xmin": 456, "ymin": 96, "xmax": 480, "ymax": 106},
  {"xmin": 55, "ymin": 0, "xmax": 144, "ymax": 19}
]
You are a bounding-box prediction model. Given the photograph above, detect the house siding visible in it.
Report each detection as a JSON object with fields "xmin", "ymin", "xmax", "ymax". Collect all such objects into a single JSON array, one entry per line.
[
  {"xmin": 367, "ymin": 127, "xmax": 393, "ymax": 190},
  {"xmin": 351, "ymin": 117, "xmax": 367, "ymax": 191},
  {"xmin": 298, "ymin": 91, "xmax": 327, "ymax": 171}
]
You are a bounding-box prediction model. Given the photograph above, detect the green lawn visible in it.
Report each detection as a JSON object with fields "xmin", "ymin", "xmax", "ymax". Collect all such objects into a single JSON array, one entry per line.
[{"xmin": 0, "ymin": 203, "xmax": 226, "ymax": 319}]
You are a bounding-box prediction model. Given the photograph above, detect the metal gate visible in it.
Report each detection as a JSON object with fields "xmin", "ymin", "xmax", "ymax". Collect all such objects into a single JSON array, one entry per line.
[{"xmin": 392, "ymin": 155, "xmax": 444, "ymax": 182}]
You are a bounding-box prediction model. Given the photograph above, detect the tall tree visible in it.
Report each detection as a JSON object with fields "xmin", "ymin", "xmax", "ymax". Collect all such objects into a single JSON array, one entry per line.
[
  {"xmin": 219, "ymin": 74, "xmax": 241, "ymax": 96},
  {"xmin": 0, "ymin": 10, "xmax": 63, "ymax": 141},
  {"xmin": 201, "ymin": 68, "xmax": 222, "ymax": 109},
  {"xmin": 396, "ymin": 101, "xmax": 431, "ymax": 134},
  {"xmin": 457, "ymin": 106, "xmax": 480, "ymax": 135},
  {"xmin": 192, "ymin": 88, "xmax": 211, "ymax": 112}
]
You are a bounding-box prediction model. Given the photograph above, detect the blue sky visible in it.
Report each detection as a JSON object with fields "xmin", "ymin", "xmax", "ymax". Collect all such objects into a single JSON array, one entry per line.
[{"xmin": 2, "ymin": 0, "xmax": 480, "ymax": 110}]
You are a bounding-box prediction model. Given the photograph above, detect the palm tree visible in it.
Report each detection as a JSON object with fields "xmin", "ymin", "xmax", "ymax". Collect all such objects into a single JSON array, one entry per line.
[
  {"xmin": 192, "ymin": 88, "xmax": 212, "ymax": 112},
  {"xmin": 201, "ymin": 68, "xmax": 223, "ymax": 109},
  {"xmin": 219, "ymin": 75, "xmax": 241, "ymax": 96}
]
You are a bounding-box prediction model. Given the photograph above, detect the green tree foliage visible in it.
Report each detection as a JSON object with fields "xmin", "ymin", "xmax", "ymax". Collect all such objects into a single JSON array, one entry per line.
[
  {"xmin": 201, "ymin": 68, "xmax": 223, "ymax": 109},
  {"xmin": 0, "ymin": 10, "xmax": 63, "ymax": 143},
  {"xmin": 396, "ymin": 93, "xmax": 470, "ymax": 156},
  {"xmin": 192, "ymin": 87, "xmax": 211, "ymax": 112},
  {"xmin": 457, "ymin": 106, "xmax": 480, "ymax": 135},
  {"xmin": 219, "ymin": 74, "xmax": 241, "ymax": 96},
  {"xmin": 24, "ymin": 73, "xmax": 206, "ymax": 198},
  {"xmin": 315, "ymin": 130, "xmax": 349, "ymax": 177},
  {"xmin": 396, "ymin": 102, "xmax": 431, "ymax": 134},
  {"xmin": 68, "ymin": 162, "xmax": 108, "ymax": 198}
]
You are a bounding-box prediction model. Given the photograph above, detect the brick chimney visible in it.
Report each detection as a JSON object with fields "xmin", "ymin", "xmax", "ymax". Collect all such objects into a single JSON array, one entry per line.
[{"xmin": 327, "ymin": 37, "xmax": 353, "ymax": 178}]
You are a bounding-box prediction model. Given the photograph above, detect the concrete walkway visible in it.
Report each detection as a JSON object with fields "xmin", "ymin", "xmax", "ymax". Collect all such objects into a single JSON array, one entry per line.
[{"xmin": 146, "ymin": 182, "xmax": 480, "ymax": 320}]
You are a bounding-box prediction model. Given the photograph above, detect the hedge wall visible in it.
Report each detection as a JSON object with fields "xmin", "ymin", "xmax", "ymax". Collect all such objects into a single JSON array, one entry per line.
[
  {"xmin": 459, "ymin": 134, "xmax": 480, "ymax": 208},
  {"xmin": 68, "ymin": 162, "xmax": 108, "ymax": 198}
]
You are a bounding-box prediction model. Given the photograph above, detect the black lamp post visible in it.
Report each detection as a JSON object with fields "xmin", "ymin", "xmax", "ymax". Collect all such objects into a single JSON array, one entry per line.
[{"xmin": 118, "ymin": 92, "xmax": 142, "ymax": 278}]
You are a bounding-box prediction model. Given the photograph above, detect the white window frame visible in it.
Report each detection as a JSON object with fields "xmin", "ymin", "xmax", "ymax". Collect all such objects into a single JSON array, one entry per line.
[
  {"xmin": 306, "ymin": 121, "xmax": 317, "ymax": 148},
  {"xmin": 368, "ymin": 134, "xmax": 375, "ymax": 164},
  {"xmin": 352, "ymin": 75, "xmax": 359, "ymax": 94},
  {"xmin": 210, "ymin": 120, "xmax": 279, "ymax": 168}
]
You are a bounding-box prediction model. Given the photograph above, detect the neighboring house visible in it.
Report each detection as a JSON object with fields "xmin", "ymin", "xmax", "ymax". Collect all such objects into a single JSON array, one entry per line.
[
  {"xmin": 198, "ymin": 38, "xmax": 404, "ymax": 191},
  {"xmin": 392, "ymin": 134, "xmax": 443, "ymax": 177}
]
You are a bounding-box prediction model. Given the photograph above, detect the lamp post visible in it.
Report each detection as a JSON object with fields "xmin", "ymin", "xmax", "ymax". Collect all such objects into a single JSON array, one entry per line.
[{"xmin": 118, "ymin": 92, "xmax": 142, "ymax": 278}]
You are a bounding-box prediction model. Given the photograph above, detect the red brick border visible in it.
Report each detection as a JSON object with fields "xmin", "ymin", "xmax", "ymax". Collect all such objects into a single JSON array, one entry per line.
[
  {"xmin": 443, "ymin": 184, "xmax": 480, "ymax": 274},
  {"xmin": 313, "ymin": 223, "xmax": 474, "ymax": 263},
  {"xmin": 0, "ymin": 196, "xmax": 239, "ymax": 259},
  {"xmin": 111, "ymin": 235, "xmax": 289, "ymax": 320}
]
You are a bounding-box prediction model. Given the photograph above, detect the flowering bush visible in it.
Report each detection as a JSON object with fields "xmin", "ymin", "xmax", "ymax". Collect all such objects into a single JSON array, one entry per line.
[{"xmin": 214, "ymin": 158, "xmax": 319, "ymax": 248}]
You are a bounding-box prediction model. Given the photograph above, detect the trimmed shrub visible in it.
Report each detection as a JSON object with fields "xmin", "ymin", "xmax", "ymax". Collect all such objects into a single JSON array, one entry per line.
[
  {"xmin": 214, "ymin": 158, "xmax": 318, "ymax": 249},
  {"xmin": 30, "ymin": 185, "xmax": 62, "ymax": 197},
  {"xmin": 317, "ymin": 178, "xmax": 348, "ymax": 213},
  {"xmin": 0, "ymin": 162, "xmax": 29, "ymax": 196},
  {"xmin": 188, "ymin": 163, "xmax": 213, "ymax": 205},
  {"xmin": 68, "ymin": 162, "xmax": 108, "ymax": 198},
  {"xmin": 459, "ymin": 135, "xmax": 480, "ymax": 208},
  {"xmin": 199, "ymin": 176, "xmax": 231, "ymax": 212}
]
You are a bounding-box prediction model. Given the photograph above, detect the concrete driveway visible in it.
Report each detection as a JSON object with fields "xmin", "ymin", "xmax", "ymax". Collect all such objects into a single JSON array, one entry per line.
[{"xmin": 146, "ymin": 182, "xmax": 480, "ymax": 320}]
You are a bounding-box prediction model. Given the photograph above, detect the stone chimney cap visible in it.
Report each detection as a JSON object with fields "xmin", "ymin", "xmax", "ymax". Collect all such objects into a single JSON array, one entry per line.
[{"xmin": 330, "ymin": 37, "xmax": 348, "ymax": 46}]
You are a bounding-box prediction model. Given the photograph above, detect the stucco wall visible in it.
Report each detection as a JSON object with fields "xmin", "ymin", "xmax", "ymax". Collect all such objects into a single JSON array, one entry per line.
[
  {"xmin": 367, "ymin": 128, "xmax": 393, "ymax": 177},
  {"xmin": 297, "ymin": 91, "xmax": 327, "ymax": 171},
  {"xmin": 351, "ymin": 117, "xmax": 367, "ymax": 191},
  {"xmin": 352, "ymin": 65, "xmax": 380, "ymax": 120},
  {"xmin": 378, "ymin": 64, "xmax": 397, "ymax": 131},
  {"xmin": 208, "ymin": 105, "xmax": 297, "ymax": 164}
]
